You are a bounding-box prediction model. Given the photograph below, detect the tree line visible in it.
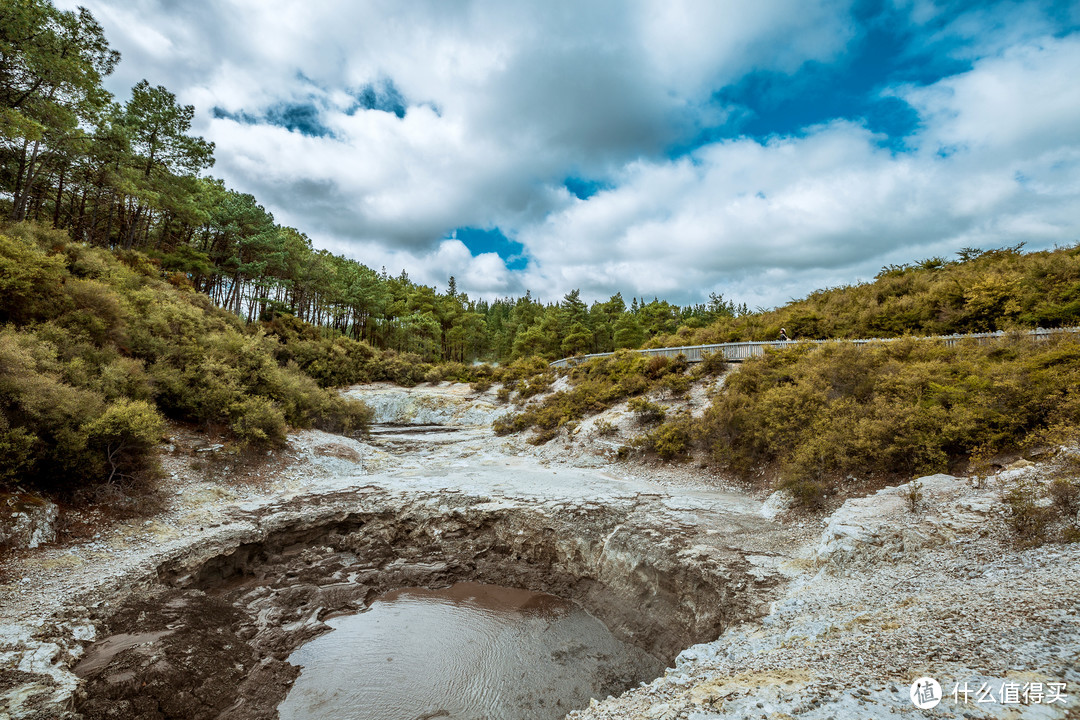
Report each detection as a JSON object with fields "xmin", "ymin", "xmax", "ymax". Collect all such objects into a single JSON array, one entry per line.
[{"xmin": 1, "ymin": 0, "xmax": 744, "ymax": 364}]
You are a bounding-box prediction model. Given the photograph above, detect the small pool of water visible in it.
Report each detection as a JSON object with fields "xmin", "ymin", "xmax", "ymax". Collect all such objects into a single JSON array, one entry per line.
[{"xmin": 278, "ymin": 582, "xmax": 663, "ymax": 720}]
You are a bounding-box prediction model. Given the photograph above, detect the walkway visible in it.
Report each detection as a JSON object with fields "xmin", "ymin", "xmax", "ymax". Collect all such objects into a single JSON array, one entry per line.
[{"xmin": 549, "ymin": 326, "xmax": 1080, "ymax": 368}]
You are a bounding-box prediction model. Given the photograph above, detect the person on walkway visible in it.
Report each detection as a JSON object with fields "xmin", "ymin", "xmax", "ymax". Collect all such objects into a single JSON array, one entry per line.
[{"xmin": 778, "ymin": 328, "xmax": 790, "ymax": 341}]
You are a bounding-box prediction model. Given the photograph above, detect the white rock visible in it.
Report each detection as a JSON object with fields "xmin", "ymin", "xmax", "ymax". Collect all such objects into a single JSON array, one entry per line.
[
  {"xmin": 0, "ymin": 496, "xmax": 59, "ymax": 550},
  {"xmin": 69, "ymin": 623, "xmax": 96, "ymax": 642},
  {"xmin": 760, "ymin": 490, "xmax": 796, "ymax": 520}
]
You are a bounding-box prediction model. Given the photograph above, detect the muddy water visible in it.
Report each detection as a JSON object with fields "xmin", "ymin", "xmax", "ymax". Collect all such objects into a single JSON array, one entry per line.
[{"xmin": 278, "ymin": 582, "xmax": 664, "ymax": 720}]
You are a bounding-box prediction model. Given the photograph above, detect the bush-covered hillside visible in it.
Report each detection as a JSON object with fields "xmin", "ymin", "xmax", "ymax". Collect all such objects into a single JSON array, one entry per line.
[
  {"xmin": 695, "ymin": 334, "xmax": 1080, "ymax": 505},
  {"xmin": 496, "ymin": 324, "xmax": 1080, "ymax": 509},
  {"xmin": 493, "ymin": 348, "xmax": 725, "ymax": 444},
  {"xmin": 652, "ymin": 244, "xmax": 1080, "ymax": 347},
  {"xmin": 0, "ymin": 223, "xmax": 373, "ymax": 497}
]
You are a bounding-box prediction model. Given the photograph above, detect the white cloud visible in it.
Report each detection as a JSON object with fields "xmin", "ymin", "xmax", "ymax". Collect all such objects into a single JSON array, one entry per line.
[
  {"xmin": 316, "ymin": 237, "xmax": 522, "ymax": 299},
  {"xmin": 52, "ymin": 0, "xmax": 1080, "ymax": 310},
  {"xmin": 59, "ymin": 0, "xmax": 854, "ymax": 171},
  {"xmin": 638, "ymin": 0, "xmax": 854, "ymax": 95},
  {"xmin": 902, "ymin": 35, "xmax": 1080, "ymax": 158},
  {"xmin": 511, "ymin": 33, "xmax": 1080, "ymax": 306},
  {"xmin": 898, "ymin": 0, "xmax": 1075, "ymax": 61}
]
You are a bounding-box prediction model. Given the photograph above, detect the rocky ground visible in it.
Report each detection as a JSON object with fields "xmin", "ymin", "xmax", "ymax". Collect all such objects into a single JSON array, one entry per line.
[
  {"xmin": 572, "ymin": 471, "xmax": 1080, "ymax": 720},
  {"xmin": 0, "ymin": 380, "xmax": 1078, "ymax": 719}
]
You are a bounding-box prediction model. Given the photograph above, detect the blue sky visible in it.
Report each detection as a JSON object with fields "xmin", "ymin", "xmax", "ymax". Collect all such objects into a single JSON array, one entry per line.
[{"xmin": 57, "ymin": 0, "xmax": 1080, "ymax": 307}]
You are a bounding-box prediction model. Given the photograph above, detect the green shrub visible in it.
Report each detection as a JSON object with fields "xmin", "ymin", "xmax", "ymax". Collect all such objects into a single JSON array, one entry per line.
[
  {"xmin": 778, "ymin": 476, "xmax": 829, "ymax": 510},
  {"xmin": 90, "ymin": 357, "xmax": 154, "ymax": 402},
  {"xmin": 311, "ymin": 395, "xmax": 374, "ymax": 436},
  {"xmin": 455, "ymin": 362, "xmax": 489, "ymax": 383},
  {"xmin": 696, "ymin": 335, "xmax": 1080, "ymax": 504},
  {"xmin": 657, "ymin": 373, "xmax": 691, "ymax": 398},
  {"xmin": 695, "ymin": 350, "xmax": 729, "ymax": 377},
  {"xmin": 374, "ymin": 350, "xmax": 431, "ymax": 386},
  {"xmin": 629, "ymin": 411, "xmax": 694, "ymax": 460},
  {"xmin": 0, "ymin": 227, "xmax": 374, "ymax": 497},
  {"xmin": 0, "ymin": 418, "xmax": 35, "ymax": 485},
  {"xmin": 229, "ymin": 397, "xmax": 287, "ymax": 449},
  {"xmin": 628, "ymin": 397, "xmax": 667, "ymax": 425},
  {"xmin": 593, "ymin": 419, "xmax": 617, "ymax": 436},
  {"xmin": 617, "ymin": 372, "xmax": 648, "ymax": 396},
  {"xmin": 496, "ymin": 356, "xmax": 550, "ymax": 387},
  {"xmin": 1001, "ymin": 464, "xmax": 1080, "ymax": 546},
  {"xmin": 1004, "ymin": 482, "xmax": 1055, "ymax": 546},
  {"xmin": 262, "ymin": 315, "xmax": 378, "ymax": 388},
  {"xmin": 516, "ymin": 373, "xmax": 554, "ymax": 398},
  {"xmin": 1048, "ymin": 477, "xmax": 1079, "ymax": 517},
  {"xmin": 0, "ymin": 327, "xmax": 166, "ymax": 492},
  {"xmin": 568, "ymin": 349, "xmax": 647, "ymax": 385},
  {"xmin": 0, "ymin": 231, "xmax": 69, "ymax": 325},
  {"xmin": 493, "ymin": 413, "xmax": 533, "ymax": 436},
  {"xmin": 905, "ymin": 479, "xmax": 924, "ymax": 513},
  {"xmin": 527, "ymin": 427, "xmax": 558, "ymax": 445},
  {"xmin": 652, "ymin": 242, "xmax": 1080, "ymax": 347},
  {"xmin": 84, "ymin": 399, "xmax": 165, "ymax": 482},
  {"xmin": 644, "ymin": 355, "xmax": 672, "ymax": 379},
  {"xmin": 491, "ymin": 349, "xmax": 699, "ymax": 436}
]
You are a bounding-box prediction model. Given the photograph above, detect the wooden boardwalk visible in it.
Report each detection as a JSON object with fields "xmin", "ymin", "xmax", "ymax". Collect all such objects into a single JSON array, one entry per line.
[{"xmin": 549, "ymin": 327, "xmax": 1080, "ymax": 368}]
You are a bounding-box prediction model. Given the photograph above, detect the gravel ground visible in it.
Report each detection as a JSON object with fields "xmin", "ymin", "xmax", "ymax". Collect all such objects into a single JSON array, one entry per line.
[{"xmin": 571, "ymin": 470, "xmax": 1080, "ymax": 720}]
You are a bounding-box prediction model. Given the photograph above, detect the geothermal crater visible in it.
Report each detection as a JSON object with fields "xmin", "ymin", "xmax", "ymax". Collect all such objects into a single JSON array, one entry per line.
[
  {"xmin": 74, "ymin": 481, "xmax": 786, "ymax": 719},
  {"xmin": 5, "ymin": 384, "xmax": 797, "ymax": 719}
]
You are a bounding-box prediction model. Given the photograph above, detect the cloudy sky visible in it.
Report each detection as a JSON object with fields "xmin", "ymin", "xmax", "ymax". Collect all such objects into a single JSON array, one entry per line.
[{"xmin": 57, "ymin": 0, "xmax": 1080, "ymax": 309}]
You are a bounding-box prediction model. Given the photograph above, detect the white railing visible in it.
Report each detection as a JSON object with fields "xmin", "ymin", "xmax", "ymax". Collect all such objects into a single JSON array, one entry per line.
[{"xmin": 548, "ymin": 327, "xmax": 1080, "ymax": 368}]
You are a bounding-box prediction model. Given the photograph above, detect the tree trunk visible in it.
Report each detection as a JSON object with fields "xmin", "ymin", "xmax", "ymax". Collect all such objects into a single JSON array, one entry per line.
[
  {"xmin": 104, "ymin": 197, "xmax": 115, "ymax": 247},
  {"xmin": 13, "ymin": 140, "xmax": 43, "ymax": 222},
  {"xmin": 124, "ymin": 201, "xmax": 144, "ymax": 250},
  {"xmin": 222, "ymin": 275, "xmax": 238, "ymax": 315},
  {"xmin": 10, "ymin": 140, "xmax": 29, "ymax": 221},
  {"xmin": 72, "ymin": 186, "xmax": 87, "ymax": 240},
  {"xmin": 52, "ymin": 166, "xmax": 66, "ymax": 227},
  {"xmin": 157, "ymin": 213, "xmax": 172, "ymax": 250}
]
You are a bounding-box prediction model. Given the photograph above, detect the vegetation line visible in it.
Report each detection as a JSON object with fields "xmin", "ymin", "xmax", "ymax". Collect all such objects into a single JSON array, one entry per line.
[{"xmin": 550, "ymin": 326, "xmax": 1080, "ymax": 367}]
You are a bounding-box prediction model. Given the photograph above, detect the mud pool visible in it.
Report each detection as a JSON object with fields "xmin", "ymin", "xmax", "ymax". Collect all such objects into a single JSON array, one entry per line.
[
  {"xmin": 278, "ymin": 582, "xmax": 663, "ymax": 720},
  {"xmin": 3, "ymin": 385, "xmax": 796, "ymax": 719}
]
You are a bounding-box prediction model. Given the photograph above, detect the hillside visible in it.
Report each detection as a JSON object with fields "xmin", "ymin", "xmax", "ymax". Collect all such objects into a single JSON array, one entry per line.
[
  {"xmin": 496, "ymin": 331, "xmax": 1080, "ymax": 513},
  {"xmin": 650, "ymin": 244, "xmax": 1080, "ymax": 348},
  {"xmin": 0, "ymin": 222, "xmax": 372, "ymax": 502}
]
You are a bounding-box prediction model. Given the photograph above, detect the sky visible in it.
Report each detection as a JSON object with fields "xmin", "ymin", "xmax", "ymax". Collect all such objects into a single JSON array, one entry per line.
[{"xmin": 56, "ymin": 0, "xmax": 1080, "ymax": 309}]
